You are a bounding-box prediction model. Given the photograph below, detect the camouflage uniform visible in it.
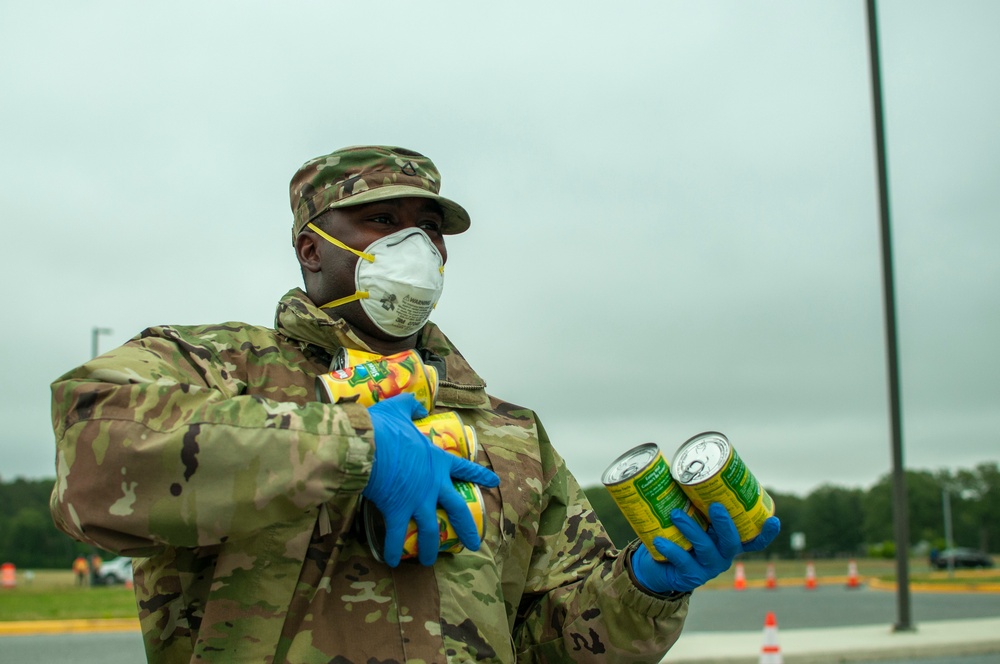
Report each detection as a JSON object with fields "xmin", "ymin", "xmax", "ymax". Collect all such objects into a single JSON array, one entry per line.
[{"xmin": 50, "ymin": 290, "xmax": 688, "ymax": 662}]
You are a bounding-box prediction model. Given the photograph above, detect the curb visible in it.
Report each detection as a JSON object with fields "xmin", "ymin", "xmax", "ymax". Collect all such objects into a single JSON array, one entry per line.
[
  {"xmin": 665, "ymin": 617, "xmax": 1000, "ymax": 663},
  {"xmin": 866, "ymin": 577, "xmax": 1000, "ymax": 593},
  {"xmin": 0, "ymin": 618, "xmax": 139, "ymax": 637},
  {"xmin": 713, "ymin": 575, "xmax": 1000, "ymax": 593}
]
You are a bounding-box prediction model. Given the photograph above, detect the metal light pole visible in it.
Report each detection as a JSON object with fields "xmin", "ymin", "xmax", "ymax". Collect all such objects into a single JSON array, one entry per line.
[
  {"xmin": 88, "ymin": 325, "xmax": 114, "ymax": 576},
  {"xmin": 865, "ymin": 0, "xmax": 913, "ymax": 632},
  {"xmin": 87, "ymin": 327, "xmax": 112, "ymax": 587},
  {"xmin": 91, "ymin": 327, "xmax": 113, "ymax": 358},
  {"xmin": 942, "ymin": 489, "xmax": 955, "ymax": 578}
]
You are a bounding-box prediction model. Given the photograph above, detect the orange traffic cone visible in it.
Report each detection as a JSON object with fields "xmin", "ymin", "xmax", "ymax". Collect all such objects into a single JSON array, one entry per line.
[
  {"xmin": 846, "ymin": 559, "xmax": 860, "ymax": 589},
  {"xmin": 765, "ymin": 562, "xmax": 777, "ymax": 590},
  {"xmin": 759, "ymin": 611, "xmax": 783, "ymax": 664},
  {"xmin": 804, "ymin": 561, "xmax": 817, "ymax": 590},
  {"xmin": 734, "ymin": 561, "xmax": 747, "ymax": 590}
]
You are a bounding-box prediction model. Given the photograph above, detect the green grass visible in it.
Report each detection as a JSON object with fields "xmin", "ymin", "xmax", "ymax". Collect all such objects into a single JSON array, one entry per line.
[
  {"xmin": 1, "ymin": 559, "xmax": 995, "ymax": 622},
  {"xmin": 699, "ymin": 556, "xmax": 1000, "ymax": 590},
  {"xmin": 0, "ymin": 570, "xmax": 137, "ymax": 621}
]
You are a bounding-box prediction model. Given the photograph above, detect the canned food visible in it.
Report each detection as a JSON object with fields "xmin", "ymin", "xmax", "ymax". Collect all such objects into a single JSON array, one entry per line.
[
  {"xmin": 670, "ymin": 431, "xmax": 775, "ymax": 543},
  {"xmin": 364, "ymin": 482, "xmax": 486, "ymax": 563},
  {"xmin": 333, "ymin": 347, "xmax": 383, "ymax": 371},
  {"xmin": 315, "ymin": 349, "xmax": 438, "ymax": 412},
  {"xmin": 413, "ymin": 411, "xmax": 477, "ymax": 461},
  {"xmin": 424, "ymin": 365, "xmax": 439, "ymax": 401},
  {"xmin": 463, "ymin": 426, "xmax": 477, "ymax": 456},
  {"xmin": 602, "ymin": 443, "xmax": 705, "ymax": 561}
]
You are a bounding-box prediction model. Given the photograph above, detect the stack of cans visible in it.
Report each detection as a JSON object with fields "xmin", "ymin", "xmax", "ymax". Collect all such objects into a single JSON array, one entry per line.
[
  {"xmin": 316, "ymin": 348, "xmax": 438, "ymax": 412},
  {"xmin": 317, "ymin": 348, "xmax": 486, "ymax": 563},
  {"xmin": 602, "ymin": 432, "xmax": 775, "ymax": 561}
]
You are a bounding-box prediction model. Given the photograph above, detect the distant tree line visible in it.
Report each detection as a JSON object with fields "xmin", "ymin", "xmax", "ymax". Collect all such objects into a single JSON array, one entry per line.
[
  {"xmin": 0, "ymin": 478, "xmax": 93, "ymax": 568},
  {"xmin": 584, "ymin": 462, "xmax": 999, "ymax": 558},
  {"xmin": 1, "ymin": 462, "xmax": 997, "ymax": 568}
]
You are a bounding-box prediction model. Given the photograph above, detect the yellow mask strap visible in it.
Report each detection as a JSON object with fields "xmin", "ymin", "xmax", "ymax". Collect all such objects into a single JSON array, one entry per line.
[
  {"xmin": 305, "ymin": 222, "xmax": 372, "ymax": 309},
  {"xmin": 319, "ymin": 291, "xmax": 369, "ymax": 309},
  {"xmin": 306, "ymin": 222, "xmax": 375, "ymax": 263}
]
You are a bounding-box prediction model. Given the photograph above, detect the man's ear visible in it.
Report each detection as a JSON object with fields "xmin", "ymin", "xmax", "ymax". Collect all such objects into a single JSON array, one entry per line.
[{"xmin": 295, "ymin": 231, "xmax": 322, "ymax": 273}]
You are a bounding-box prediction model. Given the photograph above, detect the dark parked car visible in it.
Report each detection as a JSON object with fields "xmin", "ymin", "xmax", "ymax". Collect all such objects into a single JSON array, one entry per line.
[
  {"xmin": 94, "ymin": 556, "xmax": 134, "ymax": 585},
  {"xmin": 932, "ymin": 547, "xmax": 994, "ymax": 570}
]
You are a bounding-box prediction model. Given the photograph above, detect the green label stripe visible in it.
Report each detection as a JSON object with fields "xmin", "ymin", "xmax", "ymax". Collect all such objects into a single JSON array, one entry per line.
[
  {"xmin": 455, "ymin": 481, "xmax": 474, "ymax": 501},
  {"xmin": 633, "ymin": 457, "xmax": 686, "ymax": 529},
  {"xmin": 346, "ymin": 360, "xmax": 389, "ymax": 387},
  {"xmin": 720, "ymin": 448, "xmax": 759, "ymax": 511}
]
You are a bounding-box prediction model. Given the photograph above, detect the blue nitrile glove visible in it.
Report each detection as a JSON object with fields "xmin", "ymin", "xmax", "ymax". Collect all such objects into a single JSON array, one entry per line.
[
  {"xmin": 631, "ymin": 502, "xmax": 781, "ymax": 594},
  {"xmin": 363, "ymin": 394, "xmax": 500, "ymax": 567}
]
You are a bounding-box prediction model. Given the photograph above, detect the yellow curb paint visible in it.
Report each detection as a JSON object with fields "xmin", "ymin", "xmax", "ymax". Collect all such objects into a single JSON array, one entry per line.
[
  {"xmin": 0, "ymin": 618, "xmax": 140, "ymax": 637},
  {"xmin": 867, "ymin": 577, "xmax": 1000, "ymax": 593},
  {"xmin": 701, "ymin": 575, "xmax": 1000, "ymax": 592}
]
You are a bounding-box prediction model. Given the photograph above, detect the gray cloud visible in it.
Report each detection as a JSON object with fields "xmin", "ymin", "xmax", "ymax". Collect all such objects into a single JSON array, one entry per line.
[{"xmin": 1, "ymin": 1, "xmax": 997, "ymax": 496}]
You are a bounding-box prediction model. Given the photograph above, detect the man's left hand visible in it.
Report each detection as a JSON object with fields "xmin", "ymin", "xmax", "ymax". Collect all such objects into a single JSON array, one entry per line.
[{"xmin": 631, "ymin": 503, "xmax": 781, "ymax": 595}]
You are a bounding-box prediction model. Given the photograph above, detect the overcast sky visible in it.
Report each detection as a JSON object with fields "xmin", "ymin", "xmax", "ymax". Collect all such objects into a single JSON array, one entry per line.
[{"xmin": 2, "ymin": 1, "xmax": 997, "ymax": 496}]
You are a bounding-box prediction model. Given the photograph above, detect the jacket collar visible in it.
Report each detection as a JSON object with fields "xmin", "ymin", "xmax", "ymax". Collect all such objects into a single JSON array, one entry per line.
[
  {"xmin": 274, "ymin": 288, "xmax": 363, "ymax": 354},
  {"xmin": 275, "ymin": 288, "xmax": 490, "ymax": 409}
]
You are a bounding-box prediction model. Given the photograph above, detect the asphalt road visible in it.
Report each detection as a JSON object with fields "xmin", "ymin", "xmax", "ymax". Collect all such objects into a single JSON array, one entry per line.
[
  {"xmin": 1, "ymin": 586, "xmax": 997, "ymax": 663},
  {"xmin": 0, "ymin": 634, "xmax": 1000, "ymax": 664},
  {"xmin": 3, "ymin": 633, "xmax": 997, "ymax": 664},
  {"xmin": 683, "ymin": 585, "xmax": 1000, "ymax": 632},
  {"xmin": 858, "ymin": 657, "xmax": 999, "ymax": 664},
  {"xmin": 0, "ymin": 631, "xmax": 145, "ymax": 663}
]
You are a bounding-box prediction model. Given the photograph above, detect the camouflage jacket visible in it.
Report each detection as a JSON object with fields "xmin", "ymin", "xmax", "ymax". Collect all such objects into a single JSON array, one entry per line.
[{"xmin": 50, "ymin": 288, "xmax": 688, "ymax": 663}]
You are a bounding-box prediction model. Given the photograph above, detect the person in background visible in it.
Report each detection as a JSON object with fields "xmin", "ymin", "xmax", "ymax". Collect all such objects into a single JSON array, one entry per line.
[
  {"xmin": 88, "ymin": 553, "xmax": 102, "ymax": 586},
  {"xmin": 50, "ymin": 145, "xmax": 779, "ymax": 662},
  {"xmin": 72, "ymin": 555, "xmax": 88, "ymax": 586}
]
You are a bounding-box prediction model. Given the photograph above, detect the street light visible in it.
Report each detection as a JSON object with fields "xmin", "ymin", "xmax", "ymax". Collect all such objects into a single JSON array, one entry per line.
[
  {"xmin": 91, "ymin": 327, "xmax": 113, "ymax": 358},
  {"xmin": 866, "ymin": 0, "xmax": 913, "ymax": 632},
  {"xmin": 942, "ymin": 488, "xmax": 955, "ymax": 579},
  {"xmin": 87, "ymin": 326, "xmax": 114, "ymax": 568}
]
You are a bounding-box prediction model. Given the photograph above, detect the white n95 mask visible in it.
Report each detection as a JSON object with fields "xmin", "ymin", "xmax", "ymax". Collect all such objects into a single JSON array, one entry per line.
[{"xmin": 306, "ymin": 222, "xmax": 445, "ymax": 337}]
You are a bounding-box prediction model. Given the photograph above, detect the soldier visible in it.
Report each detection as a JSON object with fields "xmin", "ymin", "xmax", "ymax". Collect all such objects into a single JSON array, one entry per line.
[
  {"xmin": 50, "ymin": 145, "xmax": 779, "ymax": 663},
  {"xmin": 89, "ymin": 553, "xmax": 103, "ymax": 586},
  {"xmin": 72, "ymin": 555, "xmax": 88, "ymax": 586}
]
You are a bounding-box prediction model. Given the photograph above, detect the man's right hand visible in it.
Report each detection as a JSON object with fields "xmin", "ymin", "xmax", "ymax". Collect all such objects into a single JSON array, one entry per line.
[{"xmin": 363, "ymin": 394, "xmax": 500, "ymax": 567}]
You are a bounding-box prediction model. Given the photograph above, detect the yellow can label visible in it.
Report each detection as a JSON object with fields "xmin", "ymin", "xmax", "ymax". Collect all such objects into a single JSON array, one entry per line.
[
  {"xmin": 602, "ymin": 444, "xmax": 704, "ymax": 561},
  {"xmin": 413, "ymin": 412, "xmax": 476, "ymax": 461},
  {"xmin": 365, "ymin": 482, "xmax": 485, "ymax": 563},
  {"xmin": 671, "ymin": 432, "xmax": 775, "ymax": 542},
  {"xmin": 334, "ymin": 347, "xmax": 382, "ymax": 370},
  {"xmin": 315, "ymin": 349, "xmax": 435, "ymax": 412},
  {"xmin": 402, "ymin": 482, "xmax": 484, "ymax": 557}
]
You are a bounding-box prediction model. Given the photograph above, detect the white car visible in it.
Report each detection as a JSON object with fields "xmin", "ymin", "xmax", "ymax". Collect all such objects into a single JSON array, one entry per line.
[{"xmin": 94, "ymin": 556, "xmax": 133, "ymax": 585}]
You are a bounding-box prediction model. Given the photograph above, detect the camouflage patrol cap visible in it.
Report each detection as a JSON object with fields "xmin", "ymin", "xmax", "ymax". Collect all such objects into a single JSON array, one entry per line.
[{"xmin": 290, "ymin": 146, "xmax": 471, "ymax": 241}]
